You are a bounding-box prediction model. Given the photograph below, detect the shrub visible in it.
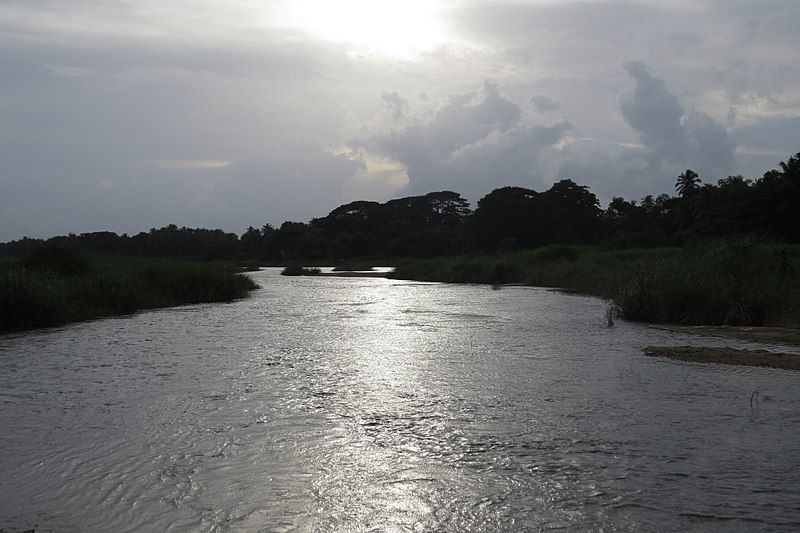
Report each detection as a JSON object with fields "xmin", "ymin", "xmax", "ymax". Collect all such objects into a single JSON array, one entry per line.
[{"xmin": 0, "ymin": 253, "xmax": 258, "ymax": 332}]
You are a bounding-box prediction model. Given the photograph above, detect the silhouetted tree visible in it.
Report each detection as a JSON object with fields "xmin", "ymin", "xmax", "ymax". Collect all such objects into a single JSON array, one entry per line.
[
  {"xmin": 543, "ymin": 179, "xmax": 602, "ymax": 243},
  {"xmin": 470, "ymin": 186, "xmax": 540, "ymax": 252},
  {"xmin": 675, "ymin": 169, "xmax": 701, "ymax": 196},
  {"xmin": 3, "ymin": 151, "xmax": 799, "ymax": 260}
]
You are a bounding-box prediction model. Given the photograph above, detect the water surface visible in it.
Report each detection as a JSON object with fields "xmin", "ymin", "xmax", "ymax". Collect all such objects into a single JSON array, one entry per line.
[{"xmin": 2, "ymin": 269, "xmax": 799, "ymax": 531}]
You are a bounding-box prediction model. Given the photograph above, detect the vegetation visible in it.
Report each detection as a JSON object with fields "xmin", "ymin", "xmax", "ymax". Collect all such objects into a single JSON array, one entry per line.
[
  {"xmin": 1, "ymin": 152, "xmax": 797, "ymax": 263},
  {"xmin": 2, "ymin": 151, "xmax": 799, "ymax": 328},
  {"xmin": 0, "ymin": 245, "xmax": 258, "ymax": 332},
  {"xmin": 391, "ymin": 241, "xmax": 800, "ymax": 327}
]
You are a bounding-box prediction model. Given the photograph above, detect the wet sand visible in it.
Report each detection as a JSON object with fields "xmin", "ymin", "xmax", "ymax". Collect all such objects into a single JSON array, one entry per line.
[
  {"xmin": 643, "ymin": 346, "xmax": 800, "ymax": 371},
  {"xmin": 650, "ymin": 324, "xmax": 800, "ymax": 346}
]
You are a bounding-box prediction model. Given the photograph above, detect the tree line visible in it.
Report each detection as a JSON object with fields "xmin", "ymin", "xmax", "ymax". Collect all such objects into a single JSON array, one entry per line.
[{"xmin": 1, "ymin": 152, "xmax": 798, "ymax": 261}]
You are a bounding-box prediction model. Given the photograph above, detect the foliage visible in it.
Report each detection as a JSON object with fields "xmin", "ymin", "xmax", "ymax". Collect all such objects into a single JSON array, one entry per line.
[
  {"xmin": 392, "ymin": 242, "xmax": 800, "ymax": 327},
  {"xmin": 616, "ymin": 242, "xmax": 799, "ymax": 325},
  {"xmin": 0, "ymin": 247, "xmax": 257, "ymax": 332},
  {"xmin": 1, "ymin": 151, "xmax": 798, "ymax": 263},
  {"xmin": 675, "ymin": 169, "xmax": 701, "ymax": 196}
]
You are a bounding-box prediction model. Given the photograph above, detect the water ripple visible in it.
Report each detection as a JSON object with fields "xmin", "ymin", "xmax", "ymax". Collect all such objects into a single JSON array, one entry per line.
[{"xmin": 1, "ymin": 269, "xmax": 800, "ymax": 531}]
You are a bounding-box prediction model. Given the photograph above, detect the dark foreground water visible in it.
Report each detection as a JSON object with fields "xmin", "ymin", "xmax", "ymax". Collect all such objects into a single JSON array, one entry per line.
[{"xmin": 2, "ymin": 269, "xmax": 800, "ymax": 532}]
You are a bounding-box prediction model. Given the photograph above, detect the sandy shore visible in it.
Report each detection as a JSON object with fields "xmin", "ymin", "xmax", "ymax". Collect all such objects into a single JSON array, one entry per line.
[
  {"xmin": 649, "ymin": 324, "xmax": 800, "ymax": 346},
  {"xmin": 643, "ymin": 346, "xmax": 800, "ymax": 371}
]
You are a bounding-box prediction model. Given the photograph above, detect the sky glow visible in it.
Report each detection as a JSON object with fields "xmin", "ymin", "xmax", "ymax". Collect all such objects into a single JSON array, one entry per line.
[{"xmin": 271, "ymin": 0, "xmax": 451, "ymax": 58}]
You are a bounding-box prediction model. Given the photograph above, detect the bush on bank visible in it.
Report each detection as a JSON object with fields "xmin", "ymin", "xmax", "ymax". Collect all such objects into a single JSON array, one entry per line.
[
  {"xmin": 0, "ymin": 245, "xmax": 258, "ymax": 332},
  {"xmin": 391, "ymin": 241, "xmax": 800, "ymax": 327}
]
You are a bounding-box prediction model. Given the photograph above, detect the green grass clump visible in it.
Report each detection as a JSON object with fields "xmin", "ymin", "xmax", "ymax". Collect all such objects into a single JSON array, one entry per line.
[
  {"xmin": 281, "ymin": 265, "xmax": 321, "ymax": 276},
  {"xmin": 391, "ymin": 241, "xmax": 800, "ymax": 327},
  {"xmin": 616, "ymin": 243, "xmax": 799, "ymax": 326},
  {"xmin": 0, "ymin": 245, "xmax": 258, "ymax": 332}
]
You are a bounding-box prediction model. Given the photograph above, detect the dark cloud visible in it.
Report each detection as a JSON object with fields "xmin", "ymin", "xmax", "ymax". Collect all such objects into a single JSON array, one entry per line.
[
  {"xmin": 736, "ymin": 116, "xmax": 800, "ymax": 153},
  {"xmin": 620, "ymin": 61, "xmax": 736, "ymax": 177},
  {"xmin": 620, "ymin": 61, "xmax": 685, "ymax": 156},
  {"xmin": 380, "ymin": 91, "xmax": 410, "ymax": 121},
  {"xmin": 530, "ymin": 94, "xmax": 561, "ymax": 113}
]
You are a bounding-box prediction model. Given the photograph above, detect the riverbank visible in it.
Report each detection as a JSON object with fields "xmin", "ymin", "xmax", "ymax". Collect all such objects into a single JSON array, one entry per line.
[
  {"xmin": 649, "ymin": 324, "xmax": 800, "ymax": 346},
  {"xmin": 643, "ymin": 346, "xmax": 800, "ymax": 371},
  {"xmin": 0, "ymin": 246, "xmax": 258, "ymax": 332},
  {"xmin": 389, "ymin": 241, "xmax": 800, "ymax": 327}
]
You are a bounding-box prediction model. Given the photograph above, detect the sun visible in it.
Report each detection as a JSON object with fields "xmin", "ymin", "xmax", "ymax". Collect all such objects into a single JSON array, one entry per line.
[{"xmin": 270, "ymin": 0, "xmax": 449, "ymax": 58}]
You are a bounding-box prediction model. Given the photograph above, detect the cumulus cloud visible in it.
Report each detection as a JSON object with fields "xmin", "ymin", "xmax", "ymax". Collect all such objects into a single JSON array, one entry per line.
[
  {"xmin": 353, "ymin": 81, "xmax": 571, "ymax": 200},
  {"xmin": 352, "ymin": 63, "xmax": 744, "ymax": 206},
  {"xmin": 620, "ymin": 61, "xmax": 736, "ymax": 177},
  {"xmin": 545, "ymin": 62, "xmax": 740, "ymax": 204},
  {"xmin": 620, "ymin": 61, "xmax": 686, "ymax": 155},
  {"xmin": 530, "ymin": 94, "xmax": 562, "ymax": 113},
  {"xmin": 1, "ymin": 0, "xmax": 798, "ymax": 239}
]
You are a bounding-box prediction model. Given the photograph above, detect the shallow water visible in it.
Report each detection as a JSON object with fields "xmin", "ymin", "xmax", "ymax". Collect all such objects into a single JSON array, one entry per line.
[{"xmin": 2, "ymin": 269, "xmax": 800, "ymax": 531}]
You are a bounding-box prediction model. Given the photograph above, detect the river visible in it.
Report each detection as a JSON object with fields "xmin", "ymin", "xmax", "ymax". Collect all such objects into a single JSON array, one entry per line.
[{"xmin": 1, "ymin": 268, "xmax": 800, "ymax": 531}]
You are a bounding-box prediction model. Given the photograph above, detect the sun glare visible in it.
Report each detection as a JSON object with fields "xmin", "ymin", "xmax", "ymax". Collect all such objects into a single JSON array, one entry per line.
[{"xmin": 271, "ymin": 0, "xmax": 449, "ymax": 58}]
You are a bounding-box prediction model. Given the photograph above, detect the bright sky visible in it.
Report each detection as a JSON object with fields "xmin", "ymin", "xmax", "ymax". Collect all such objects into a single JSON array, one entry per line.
[
  {"xmin": 0, "ymin": 0, "xmax": 798, "ymax": 240},
  {"xmin": 270, "ymin": 0, "xmax": 453, "ymax": 58}
]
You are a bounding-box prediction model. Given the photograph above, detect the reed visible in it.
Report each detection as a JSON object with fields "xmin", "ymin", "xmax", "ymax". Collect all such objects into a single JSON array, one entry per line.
[
  {"xmin": 0, "ymin": 245, "xmax": 258, "ymax": 332},
  {"xmin": 391, "ymin": 241, "xmax": 800, "ymax": 327}
]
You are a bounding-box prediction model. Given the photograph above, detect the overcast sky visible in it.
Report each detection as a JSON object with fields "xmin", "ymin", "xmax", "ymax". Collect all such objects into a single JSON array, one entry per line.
[{"xmin": 1, "ymin": 0, "xmax": 799, "ymax": 240}]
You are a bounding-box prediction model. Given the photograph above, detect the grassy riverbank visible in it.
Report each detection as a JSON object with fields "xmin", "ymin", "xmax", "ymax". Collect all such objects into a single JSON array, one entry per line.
[
  {"xmin": 391, "ymin": 241, "xmax": 800, "ymax": 327},
  {"xmin": 0, "ymin": 246, "xmax": 258, "ymax": 332}
]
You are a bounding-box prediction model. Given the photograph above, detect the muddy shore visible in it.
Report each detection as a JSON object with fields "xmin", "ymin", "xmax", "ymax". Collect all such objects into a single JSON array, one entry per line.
[
  {"xmin": 643, "ymin": 346, "xmax": 800, "ymax": 371},
  {"xmin": 649, "ymin": 324, "xmax": 800, "ymax": 346}
]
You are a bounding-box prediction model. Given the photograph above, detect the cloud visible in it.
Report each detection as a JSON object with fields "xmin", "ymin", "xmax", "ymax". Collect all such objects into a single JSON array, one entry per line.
[
  {"xmin": 452, "ymin": 0, "xmax": 800, "ymax": 124},
  {"xmin": 352, "ymin": 63, "xmax": 744, "ymax": 206},
  {"xmin": 353, "ymin": 81, "xmax": 571, "ymax": 200},
  {"xmin": 736, "ymin": 116, "xmax": 800, "ymax": 154},
  {"xmin": 380, "ymin": 91, "xmax": 410, "ymax": 121},
  {"xmin": 620, "ymin": 61, "xmax": 736, "ymax": 177},
  {"xmin": 1, "ymin": 0, "xmax": 798, "ymax": 240},
  {"xmin": 620, "ymin": 61, "xmax": 685, "ymax": 156},
  {"xmin": 0, "ymin": 138, "xmax": 363, "ymax": 239},
  {"xmin": 204, "ymin": 141, "xmax": 365, "ymax": 227},
  {"xmin": 530, "ymin": 94, "xmax": 561, "ymax": 113},
  {"xmin": 545, "ymin": 62, "xmax": 740, "ymax": 205}
]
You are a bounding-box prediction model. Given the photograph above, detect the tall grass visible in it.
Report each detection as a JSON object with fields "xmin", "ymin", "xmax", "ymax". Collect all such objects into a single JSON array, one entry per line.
[
  {"xmin": 392, "ymin": 241, "xmax": 800, "ymax": 327},
  {"xmin": 0, "ymin": 245, "xmax": 258, "ymax": 332}
]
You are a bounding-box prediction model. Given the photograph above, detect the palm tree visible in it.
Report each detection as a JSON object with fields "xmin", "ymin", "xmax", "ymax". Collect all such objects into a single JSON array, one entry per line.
[{"xmin": 675, "ymin": 169, "xmax": 701, "ymax": 196}]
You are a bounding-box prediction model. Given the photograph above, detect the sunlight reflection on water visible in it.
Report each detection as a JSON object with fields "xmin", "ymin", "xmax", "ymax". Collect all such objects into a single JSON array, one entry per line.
[{"xmin": 1, "ymin": 268, "xmax": 800, "ymax": 531}]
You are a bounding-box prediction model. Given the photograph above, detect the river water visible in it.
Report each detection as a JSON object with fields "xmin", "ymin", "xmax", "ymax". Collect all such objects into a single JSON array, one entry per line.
[{"xmin": 2, "ymin": 269, "xmax": 800, "ymax": 531}]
